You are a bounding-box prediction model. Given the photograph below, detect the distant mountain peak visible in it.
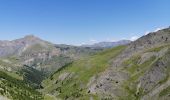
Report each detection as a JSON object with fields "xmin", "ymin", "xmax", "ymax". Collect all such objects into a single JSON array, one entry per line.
[{"xmin": 82, "ymin": 40, "xmax": 131, "ymax": 48}]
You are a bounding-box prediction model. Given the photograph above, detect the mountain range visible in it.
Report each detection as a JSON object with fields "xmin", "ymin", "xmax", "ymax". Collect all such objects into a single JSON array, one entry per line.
[
  {"xmin": 82, "ymin": 40, "xmax": 131, "ymax": 48},
  {"xmin": 0, "ymin": 27, "xmax": 170, "ymax": 100}
]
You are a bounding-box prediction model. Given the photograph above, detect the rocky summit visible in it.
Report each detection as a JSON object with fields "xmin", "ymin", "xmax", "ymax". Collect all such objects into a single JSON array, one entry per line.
[{"xmin": 0, "ymin": 27, "xmax": 170, "ymax": 100}]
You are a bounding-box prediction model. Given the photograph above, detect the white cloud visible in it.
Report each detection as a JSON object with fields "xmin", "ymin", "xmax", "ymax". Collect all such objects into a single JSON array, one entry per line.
[
  {"xmin": 89, "ymin": 39, "xmax": 98, "ymax": 44},
  {"xmin": 130, "ymin": 36, "xmax": 139, "ymax": 41}
]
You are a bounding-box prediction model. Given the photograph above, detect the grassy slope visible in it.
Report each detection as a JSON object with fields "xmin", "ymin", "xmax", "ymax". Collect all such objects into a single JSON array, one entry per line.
[
  {"xmin": 0, "ymin": 58, "xmax": 23, "ymax": 80},
  {"xmin": 120, "ymin": 44, "xmax": 170, "ymax": 100},
  {"xmin": 42, "ymin": 45, "xmax": 126, "ymax": 99},
  {"xmin": 121, "ymin": 55, "xmax": 157, "ymax": 99}
]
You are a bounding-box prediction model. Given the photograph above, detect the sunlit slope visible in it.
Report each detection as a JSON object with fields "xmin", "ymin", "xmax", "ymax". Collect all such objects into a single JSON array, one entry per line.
[
  {"xmin": 42, "ymin": 46, "xmax": 126, "ymax": 99},
  {"xmin": 119, "ymin": 44, "xmax": 170, "ymax": 100},
  {"xmin": 83, "ymin": 28, "xmax": 170, "ymax": 100}
]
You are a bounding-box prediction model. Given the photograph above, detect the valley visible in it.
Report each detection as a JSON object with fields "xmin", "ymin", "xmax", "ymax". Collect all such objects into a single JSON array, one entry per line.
[{"xmin": 0, "ymin": 27, "xmax": 170, "ymax": 100}]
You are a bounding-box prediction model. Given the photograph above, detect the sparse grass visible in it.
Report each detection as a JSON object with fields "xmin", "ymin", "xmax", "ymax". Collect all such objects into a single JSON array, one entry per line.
[
  {"xmin": 159, "ymin": 86, "xmax": 170, "ymax": 97},
  {"xmin": 145, "ymin": 44, "xmax": 170, "ymax": 52},
  {"xmin": 122, "ymin": 55, "xmax": 157, "ymax": 100},
  {"xmin": 158, "ymin": 73, "xmax": 169, "ymax": 85},
  {"xmin": 42, "ymin": 44, "xmax": 170, "ymax": 99},
  {"xmin": 0, "ymin": 59, "xmax": 22, "ymax": 80},
  {"xmin": 44, "ymin": 94, "xmax": 58, "ymax": 100},
  {"xmin": 42, "ymin": 45, "xmax": 126, "ymax": 99},
  {"xmin": 0, "ymin": 60, "xmax": 13, "ymax": 68},
  {"xmin": 4, "ymin": 71, "xmax": 23, "ymax": 80},
  {"xmin": 123, "ymin": 55, "xmax": 141, "ymax": 74},
  {"xmin": 123, "ymin": 54, "xmax": 156, "ymax": 77}
]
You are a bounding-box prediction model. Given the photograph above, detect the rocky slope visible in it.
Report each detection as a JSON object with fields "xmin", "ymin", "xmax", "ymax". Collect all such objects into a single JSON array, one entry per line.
[
  {"xmin": 42, "ymin": 27, "xmax": 170, "ymax": 100},
  {"xmin": 41, "ymin": 45, "xmax": 126, "ymax": 99},
  {"xmin": 87, "ymin": 27, "xmax": 170, "ymax": 100}
]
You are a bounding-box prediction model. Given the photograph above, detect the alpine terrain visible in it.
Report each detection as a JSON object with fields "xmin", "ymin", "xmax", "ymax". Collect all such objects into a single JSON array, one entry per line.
[
  {"xmin": 42, "ymin": 27, "xmax": 170, "ymax": 100},
  {"xmin": 0, "ymin": 27, "xmax": 170, "ymax": 100}
]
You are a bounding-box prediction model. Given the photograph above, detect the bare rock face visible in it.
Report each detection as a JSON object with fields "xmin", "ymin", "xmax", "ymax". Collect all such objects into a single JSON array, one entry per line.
[
  {"xmin": 88, "ymin": 69, "xmax": 129, "ymax": 98},
  {"xmin": 140, "ymin": 49, "xmax": 170, "ymax": 94}
]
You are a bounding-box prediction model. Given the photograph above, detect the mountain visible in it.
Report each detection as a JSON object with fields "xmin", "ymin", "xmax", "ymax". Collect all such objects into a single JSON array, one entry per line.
[
  {"xmin": 0, "ymin": 35, "xmax": 60, "ymax": 57},
  {"xmin": 0, "ymin": 35, "xmax": 104, "ymax": 86},
  {"xmin": 0, "ymin": 35, "xmax": 106, "ymax": 100},
  {"xmin": 1, "ymin": 27, "xmax": 170, "ymax": 100},
  {"xmin": 82, "ymin": 40, "xmax": 131, "ymax": 48},
  {"xmin": 42, "ymin": 27, "xmax": 170, "ymax": 100},
  {"xmin": 86, "ymin": 27, "xmax": 170, "ymax": 99}
]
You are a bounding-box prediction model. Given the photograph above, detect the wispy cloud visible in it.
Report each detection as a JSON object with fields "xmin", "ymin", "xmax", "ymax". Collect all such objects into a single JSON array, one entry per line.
[{"xmin": 130, "ymin": 36, "xmax": 139, "ymax": 41}]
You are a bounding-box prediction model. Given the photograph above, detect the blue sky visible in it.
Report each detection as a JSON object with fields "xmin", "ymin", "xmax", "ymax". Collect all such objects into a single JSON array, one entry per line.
[{"xmin": 0, "ymin": 0, "xmax": 170, "ymax": 45}]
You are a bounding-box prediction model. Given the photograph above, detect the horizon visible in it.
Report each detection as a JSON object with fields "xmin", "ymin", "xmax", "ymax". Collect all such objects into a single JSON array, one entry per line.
[
  {"xmin": 0, "ymin": 34, "xmax": 132, "ymax": 46},
  {"xmin": 0, "ymin": 0, "xmax": 170, "ymax": 45}
]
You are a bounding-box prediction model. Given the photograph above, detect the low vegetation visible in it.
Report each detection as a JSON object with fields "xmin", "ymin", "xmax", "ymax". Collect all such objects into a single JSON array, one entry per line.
[
  {"xmin": 0, "ymin": 71, "xmax": 43, "ymax": 100},
  {"xmin": 42, "ymin": 46, "xmax": 126, "ymax": 99}
]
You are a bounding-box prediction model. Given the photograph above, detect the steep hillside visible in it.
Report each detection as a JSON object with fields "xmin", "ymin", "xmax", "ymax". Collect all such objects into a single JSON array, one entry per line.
[
  {"xmin": 0, "ymin": 35, "xmax": 103, "ymax": 87},
  {"xmin": 1, "ymin": 27, "xmax": 170, "ymax": 100},
  {"xmin": 0, "ymin": 35, "xmax": 64, "ymax": 87},
  {"xmin": 0, "ymin": 71, "xmax": 43, "ymax": 100},
  {"xmin": 42, "ymin": 27, "xmax": 170, "ymax": 100},
  {"xmin": 41, "ymin": 46, "xmax": 126, "ymax": 99},
  {"xmin": 87, "ymin": 27, "xmax": 170, "ymax": 99}
]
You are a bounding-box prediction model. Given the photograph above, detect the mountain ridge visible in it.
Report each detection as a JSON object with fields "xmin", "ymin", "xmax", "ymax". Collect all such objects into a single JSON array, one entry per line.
[
  {"xmin": 41, "ymin": 27, "xmax": 170, "ymax": 100},
  {"xmin": 82, "ymin": 40, "xmax": 131, "ymax": 48},
  {"xmin": 1, "ymin": 27, "xmax": 170, "ymax": 100}
]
